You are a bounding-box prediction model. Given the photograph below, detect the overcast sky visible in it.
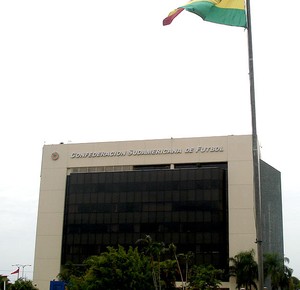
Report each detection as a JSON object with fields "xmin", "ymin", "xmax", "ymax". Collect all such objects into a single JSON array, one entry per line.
[{"xmin": 0, "ymin": 0, "xmax": 299, "ymax": 282}]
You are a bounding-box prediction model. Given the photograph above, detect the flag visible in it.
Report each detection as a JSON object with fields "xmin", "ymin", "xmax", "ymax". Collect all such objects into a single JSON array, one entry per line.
[
  {"xmin": 163, "ymin": 0, "xmax": 247, "ymax": 28},
  {"xmin": 11, "ymin": 268, "xmax": 19, "ymax": 275}
]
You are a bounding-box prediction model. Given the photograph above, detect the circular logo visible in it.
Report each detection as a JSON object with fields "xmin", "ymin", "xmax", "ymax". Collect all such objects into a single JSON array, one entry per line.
[{"xmin": 51, "ymin": 152, "xmax": 59, "ymax": 161}]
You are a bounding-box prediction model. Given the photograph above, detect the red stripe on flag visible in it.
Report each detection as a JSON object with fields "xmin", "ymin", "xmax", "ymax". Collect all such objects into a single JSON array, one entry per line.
[
  {"xmin": 11, "ymin": 268, "xmax": 19, "ymax": 275},
  {"xmin": 163, "ymin": 8, "xmax": 184, "ymax": 26}
]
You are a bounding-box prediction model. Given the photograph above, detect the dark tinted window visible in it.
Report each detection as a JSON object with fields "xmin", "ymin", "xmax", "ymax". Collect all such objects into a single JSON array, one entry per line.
[{"xmin": 62, "ymin": 166, "xmax": 228, "ymax": 271}]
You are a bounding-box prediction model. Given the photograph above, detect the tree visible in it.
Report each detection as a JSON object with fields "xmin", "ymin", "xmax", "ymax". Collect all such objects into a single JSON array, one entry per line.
[
  {"xmin": 62, "ymin": 245, "xmax": 154, "ymax": 290},
  {"xmin": 178, "ymin": 251, "xmax": 194, "ymax": 288},
  {"xmin": 136, "ymin": 235, "xmax": 166, "ymax": 290},
  {"xmin": 57, "ymin": 261, "xmax": 86, "ymax": 284},
  {"xmin": 160, "ymin": 259, "xmax": 177, "ymax": 290},
  {"xmin": 189, "ymin": 264, "xmax": 222, "ymax": 290},
  {"xmin": 168, "ymin": 243, "xmax": 185, "ymax": 290},
  {"xmin": 290, "ymin": 276, "xmax": 300, "ymax": 290},
  {"xmin": 9, "ymin": 279, "xmax": 38, "ymax": 290},
  {"xmin": 229, "ymin": 249, "xmax": 258, "ymax": 290},
  {"xmin": 278, "ymin": 258, "xmax": 293, "ymax": 290},
  {"xmin": 263, "ymin": 253, "xmax": 293, "ymax": 290}
]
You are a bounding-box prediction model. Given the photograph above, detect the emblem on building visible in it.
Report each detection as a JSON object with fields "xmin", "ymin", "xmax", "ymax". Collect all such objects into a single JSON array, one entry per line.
[{"xmin": 51, "ymin": 152, "xmax": 59, "ymax": 161}]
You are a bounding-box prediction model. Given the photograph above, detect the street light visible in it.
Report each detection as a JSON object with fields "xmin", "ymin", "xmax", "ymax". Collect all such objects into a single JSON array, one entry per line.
[
  {"xmin": 20, "ymin": 265, "xmax": 31, "ymax": 279},
  {"xmin": 2, "ymin": 276, "xmax": 8, "ymax": 290},
  {"xmin": 12, "ymin": 264, "xmax": 32, "ymax": 279}
]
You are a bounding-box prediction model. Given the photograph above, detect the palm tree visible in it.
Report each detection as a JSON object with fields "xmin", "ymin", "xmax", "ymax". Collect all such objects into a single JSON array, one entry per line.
[
  {"xmin": 263, "ymin": 253, "xmax": 293, "ymax": 290},
  {"xmin": 168, "ymin": 243, "xmax": 185, "ymax": 290},
  {"xmin": 279, "ymin": 259, "xmax": 293, "ymax": 290},
  {"xmin": 263, "ymin": 253, "xmax": 282, "ymax": 290},
  {"xmin": 229, "ymin": 249, "xmax": 258, "ymax": 290},
  {"xmin": 178, "ymin": 251, "xmax": 194, "ymax": 288},
  {"xmin": 160, "ymin": 259, "xmax": 178, "ymax": 289},
  {"xmin": 136, "ymin": 235, "xmax": 166, "ymax": 290},
  {"xmin": 290, "ymin": 276, "xmax": 300, "ymax": 290}
]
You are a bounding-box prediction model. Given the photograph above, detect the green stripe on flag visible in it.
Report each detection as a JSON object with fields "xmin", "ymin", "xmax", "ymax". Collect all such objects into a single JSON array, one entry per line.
[
  {"xmin": 181, "ymin": 1, "xmax": 215, "ymax": 19},
  {"xmin": 205, "ymin": 6, "xmax": 246, "ymax": 27}
]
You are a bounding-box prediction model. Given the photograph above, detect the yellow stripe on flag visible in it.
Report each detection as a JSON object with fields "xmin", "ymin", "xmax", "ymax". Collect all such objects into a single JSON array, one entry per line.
[
  {"xmin": 216, "ymin": 0, "xmax": 245, "ymax": 10},
  {"xmin": 185, "ymin": 0, "xmax": 220, "ymax": 5}
]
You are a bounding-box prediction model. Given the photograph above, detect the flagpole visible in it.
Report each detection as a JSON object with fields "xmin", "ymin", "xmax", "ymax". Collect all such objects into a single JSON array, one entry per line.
[{"xmin": 245, "ymin": 0, "xmax": 264, "ymax": 289}]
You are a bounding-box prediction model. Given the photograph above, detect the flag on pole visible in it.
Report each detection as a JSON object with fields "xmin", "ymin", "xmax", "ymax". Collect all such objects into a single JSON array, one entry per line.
[
  {"xmin": 163, "ymin": 0, "xmax": 247, "ymax": 28},
  {"xmin": 11, "ymin": 268, "xmax": 19, "ymax": 275}
]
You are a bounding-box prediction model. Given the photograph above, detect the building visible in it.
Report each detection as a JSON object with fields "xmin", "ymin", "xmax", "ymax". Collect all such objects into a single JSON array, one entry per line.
[{"xmin": 33, "ymin": 135, "xmax": 284, "ymax": 290}]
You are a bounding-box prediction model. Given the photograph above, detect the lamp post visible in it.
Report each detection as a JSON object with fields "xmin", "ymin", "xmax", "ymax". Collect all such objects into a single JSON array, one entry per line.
[
  {"xmin": 2, "ymin": 276, "xmax": 8, "ymax": 290},
  {"xmin": 12, "ymin": 264, "xmax": 32, "ymax": 279},
  {"xmin": 20, "ymin": 265, "xmax": 31, "ymax": 279}
]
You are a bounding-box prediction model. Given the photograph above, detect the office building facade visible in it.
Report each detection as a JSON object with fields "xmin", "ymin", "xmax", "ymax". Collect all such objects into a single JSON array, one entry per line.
[{"xmin": 33, "ymin": 135, "xmax": 284, "ymax": 290}]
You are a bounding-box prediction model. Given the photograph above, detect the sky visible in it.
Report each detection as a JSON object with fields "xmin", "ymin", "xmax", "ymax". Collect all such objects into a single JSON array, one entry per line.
[{"xmin": 0, "ymin": 0, "xmax": 299, "ymax": 283}]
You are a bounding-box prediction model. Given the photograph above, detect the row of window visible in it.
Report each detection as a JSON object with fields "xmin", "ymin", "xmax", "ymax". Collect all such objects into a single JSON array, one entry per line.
[
  {"xmin": 67, "ymin": 190, "xmax": 223, "ymax": 204},
  {"xmin": 66, "ymin": 201, "xmax": 223, "ymax": 214},
  {"xmin": 68, "ymin": 180, "xmax": 224, "ymax": 193},
  {"xmin": 69, "ymin": 168, "xmax": 225, "ymax": 186},
  {"xmin": 66, "ymin": 222, "xmax": 226, "ymax": 234},
  {"xmin": 65, "ymin": 231, "xmax": 226, "ymax": 245},
  {"xmin": 63, "ymin": 243, "xmax": 225, "ymax": 268},
  {"xmin": 65, "ymin": 211, "xmax": 224, "ymax": 224}
]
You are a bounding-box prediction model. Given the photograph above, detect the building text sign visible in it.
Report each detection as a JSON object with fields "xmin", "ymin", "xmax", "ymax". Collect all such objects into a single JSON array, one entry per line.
[{"xmin": 70, "ymin": 146, "xmax": 224, "ymax": 159}]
